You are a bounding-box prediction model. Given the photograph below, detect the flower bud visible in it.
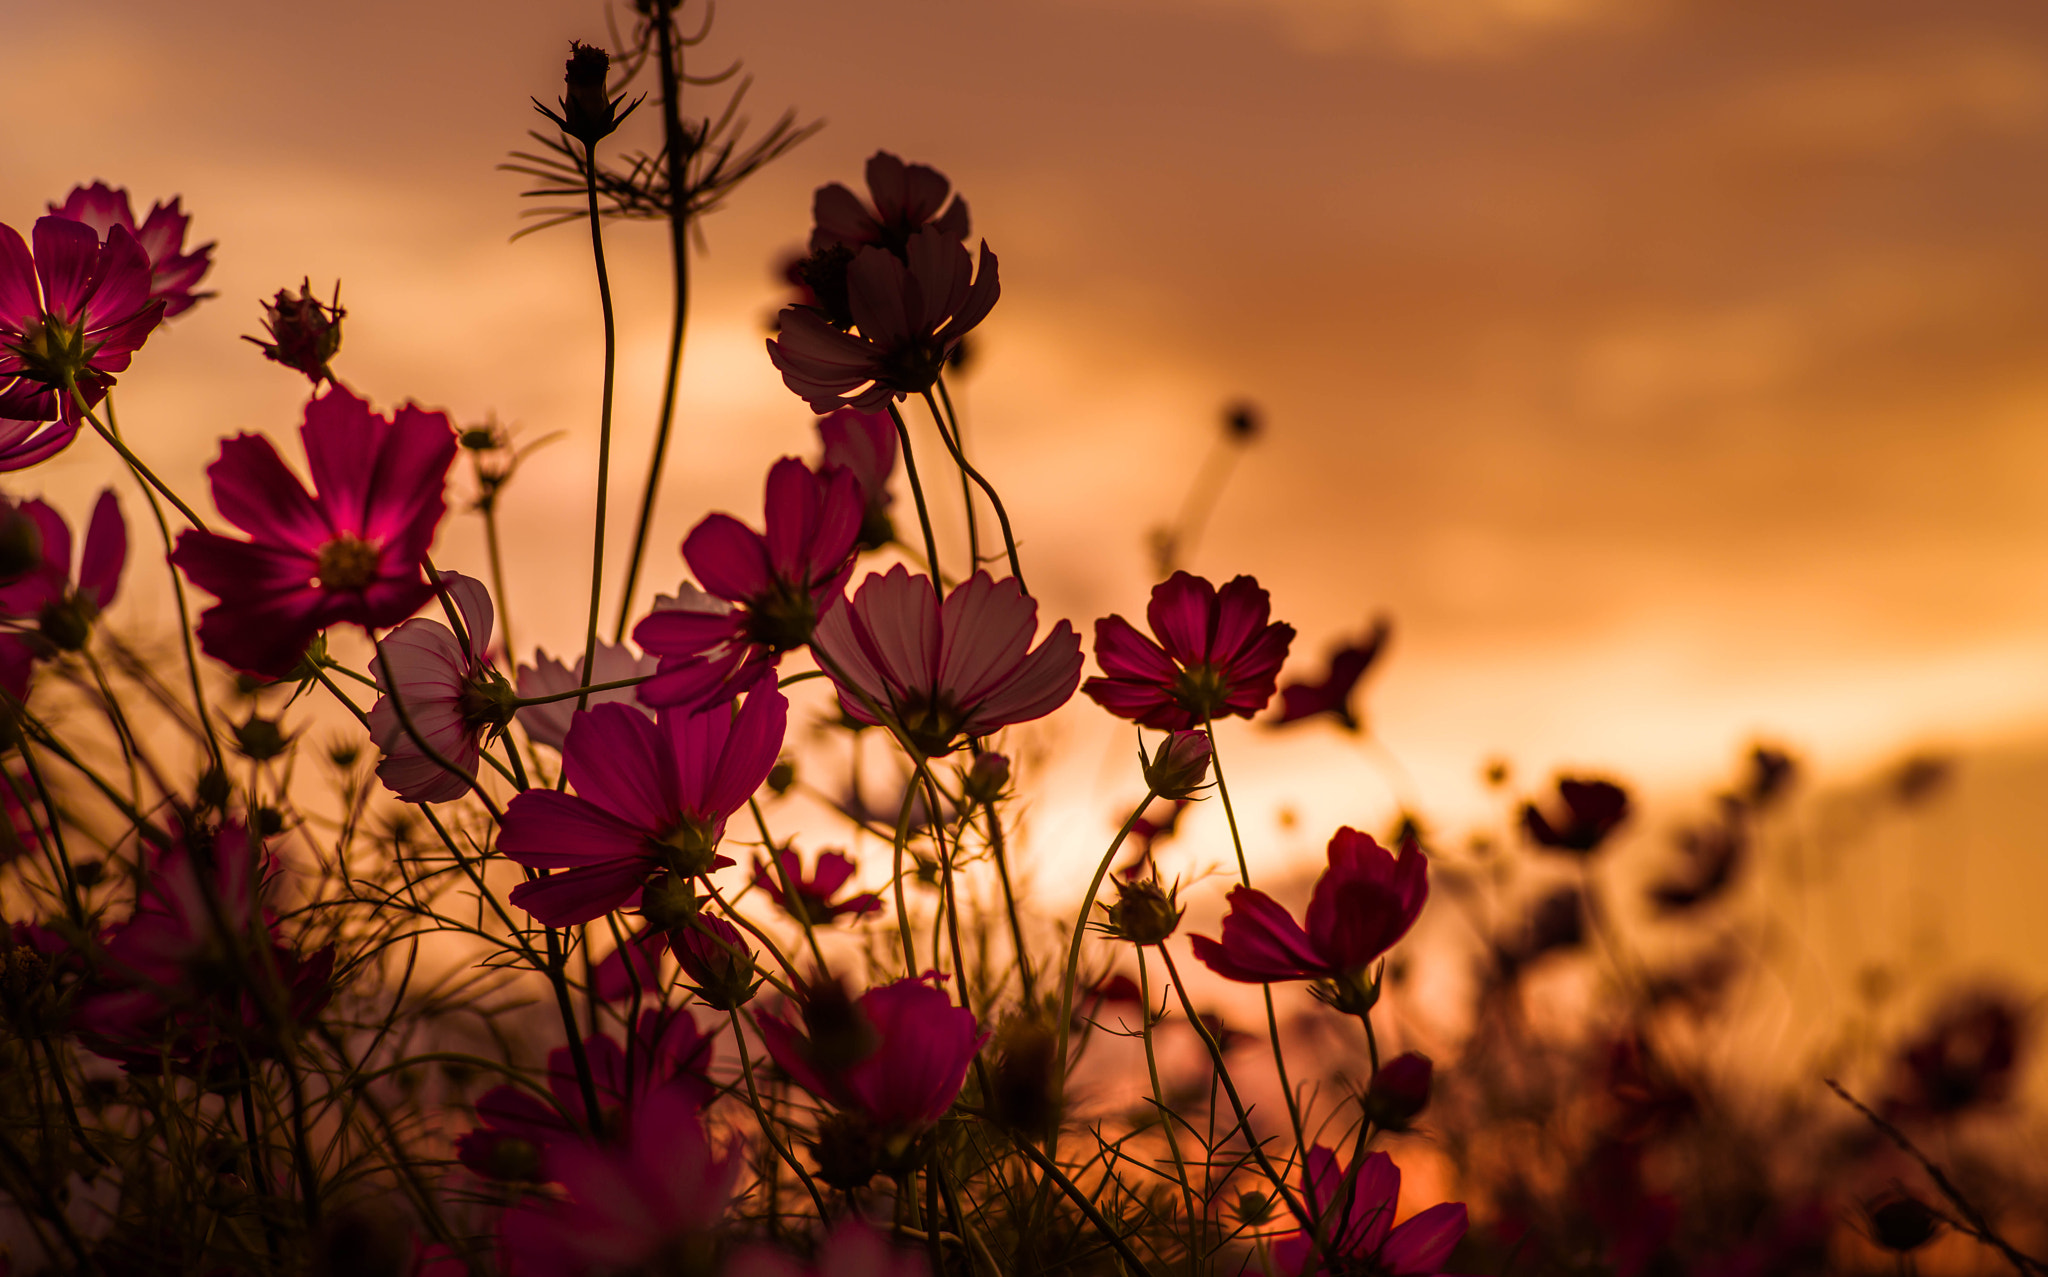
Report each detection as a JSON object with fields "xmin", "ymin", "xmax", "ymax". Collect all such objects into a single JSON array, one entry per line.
[
  {"xmin": 245, "ymin": 280, "xmax": 343, "ymax": 385},
  {"xmin": 1105, "ymin": 879, "xmax": 1182, "ymax": 947},
  {"xmin": 1233, "ymin": 1190, "xmax": 1274, "ymax": 1227},
  {"xmin": 671, "ymin": 913, "xmax": 756, "ymax": 1010},
  {"xmin": 554, "ymin": 42, "xmax": 628, "ymax": 146},
  {"xmin": 1223, "ymin": 401, "xmax": 1262, "ymax": 441},
  {"xmin": 1141, "ymin": 730, "xmax": 1212, "ymax": 800},
  {"xmin": 766, "ymin": 757, "xmax": 797, "ymax": 795},
  {"xmin": 233, "ymin": 714, "xmax": 290, "ymax": 762},
  {"xmin": 1869, "ymin": 1194, "xmax": 1942, "ymax": 1253},
  {"xmin": 640, "ymin": 871, "xmax": 698, "ymax": 932},
  {"xmin": 1365, "ymin": 1051, "xmax": 1432, "ymax": 1130},
  {"xmin": 961, "ymin": 751, "xmax": 1010, "ymax": 805}
]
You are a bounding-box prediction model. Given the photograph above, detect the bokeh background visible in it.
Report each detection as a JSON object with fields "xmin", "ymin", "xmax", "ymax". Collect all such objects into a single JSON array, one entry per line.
[{"xmin": 7, "ymin": 0, "xmax": 2048, "ymax": 1025}]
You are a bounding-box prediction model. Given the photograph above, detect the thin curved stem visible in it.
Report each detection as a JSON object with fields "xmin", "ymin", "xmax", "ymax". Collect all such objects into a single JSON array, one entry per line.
[
  {"xmin": 927, "ymin": 381, "xmax": 1024, "ymax": 589},
  {"xmin": 884, "ymin": 401, "xmax": 944, "ymax": 599},
  {"xmin": 575, "ymin": 136, "xmax": 621, "ymax": 718}
]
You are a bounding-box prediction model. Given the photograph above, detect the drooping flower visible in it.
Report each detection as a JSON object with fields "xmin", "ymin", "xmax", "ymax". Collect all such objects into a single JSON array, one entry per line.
[
  {"xmin": 48, "ymin": 183, "xmax": 215, "ymax": 318},
  {"xmin": 457, "ymin": 1009, "xmax": 713, "ymax": 1182},
  {"xmin": 811, "ymin": 566, "xmax": 1081, "ymax": 756},
  {"xmin": 497, "ymin": 1085, "xmax": 739, "ymax": 1277},
  {"xmin": 810, "ymin": 152, "xmax": 972, "ymax": 258},
  {"xmin": 171, "ymin": 385, "xmax": 458, "ymax": 678},
  {"xmin": 73, "ymin": 822, "xmax": 336, "ymax": 1075},
  {"xmin": 497, "ymin": 682, "xmax": 787, "ymax": 926},
  {"xmin": 0, "ymin": 491, "xmax": 125, "ymax": 664},
  {"xmin": 516, "ymin": 639, "xmax": 656, "ymax": 752},
  {"xmin": 1190, "ymin": 827, "xmax": 1427, "ymax": 1010},
  {"xmin": 1521, "ymin": 776, "xmax": 1631, "ymax": 855},
  {"xmin": 769, "ymin": 228, "xmax": 1000, "ymax": 413},
  {"xmin": 1271, "ymin": 1146, "xmax": 1467, "ymax": 1277},
  {"xmin": 1271, "ymin": 616, "xmax": 1391, "ymax": 732},
  {"xmin": 754, "ymin": 849, "xmax": 883, "ymax": 925},
  {"xmin": 0, "ymin": 216, "xmax": 165, "ymax": 426},
  {"xmin": 760, "ymin": 976, "xmax": 984, "ymax": 1136},
  {"xmin": 1082, "ymin": 571, "xmax": 1295, "ymax": 731},
  {"xmin": 632, "ymin": 458, "xmax": 861, "ymax": 712},
  {"xmin": 817, "ymin": 407, "xmax": 898, "ymax": 551},
  {"xmin": 367, "ymin": 573, "xmax": 516, "ymax": 803}
]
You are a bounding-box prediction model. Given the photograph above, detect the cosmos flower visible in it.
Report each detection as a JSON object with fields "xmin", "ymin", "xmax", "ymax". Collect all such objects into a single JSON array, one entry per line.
[
  {"xmin": 811, "ymin": 566, "xmax": 1081, "ymax": 756},
  {"xmin": 725, "ymin": 1219, "xmax": 932, "ymax": 1277},
  {"xmin": 1271, "ymin": 616, "xmax": 1391, "ymax": 732},
  {"xmin": 48, "ymin": 182, "xmax": 214, "ymax": 318},
  {"xmin": 367, "ymin": 573, "xmax": 516, "ymax": 803},
  {"xmin": 768, "ymin": 229, "xmax": 1000, "ymax": 413},
  {"xmin": 1082, "ymin": 571, "xmax": 1295, "ymax": 731},
  {"xmin": 817, "ymin": 407, "xmax": 898, "ymax": 551},
  {"xmin": 759, "ymin": 977, "xmax": 983, "ymax": 1133},
  {"xmin": 810, "ymin": 152, "xmax": 971, "ymax": 257},
  {"xmin": 497, "ymin": 681, "xmax": 787, "ymax": 926},
  {"xmin": 0, "ymin": 491, "xmax": 125, "ymax": 665},
  {"xmin": 754, "ymin": 849, "xmax": 883, "ymax": 925},
  {"xmin": 73, "ymin": 822, "xmax": 336, "ymax": 1075},
  {"xmin": 1190, "ymin": 828, "xmax": 1427, "ymax": 1003},
  {"xmin": 1271, "ymin": 1147, "xmax": 1466, "ymax": 1277},
  {"xmin": 0, "ymin": 216, "xmax": 165, "ymax": 426},
  {"xmin": 632, "ymin": 457, "xmax": 861, "ymax": 712},
  {"xmin": 457, "ymin": 1009, "xmax": 713, "ymax": 1182},
  {"xmin": 516, "ymin": 639, "xmax": 656, "ymax": 752},
  {"xmin": 497, "ymin": 1085, "xmax": 739, "ymax": 1277},
  {"xmin": 1521, "ymin": 777, "xmax": 1631, "ymax": 855},
  {"xmin": 0, "ymin": 410, "xmax": 79, "ymax": 473},
  {"xmin": 1886, "ymin": 993, "xmax": 2025, "ymax": 1120},
  {"xmin": 171, "ymin": 385, "xmax": 458, "ymax": 678}
]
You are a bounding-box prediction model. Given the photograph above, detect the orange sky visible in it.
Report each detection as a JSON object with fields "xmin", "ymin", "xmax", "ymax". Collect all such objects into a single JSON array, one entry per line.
[{"xmin": 8, "ymin": 0, "xmax": 2048, "ymax": 996}]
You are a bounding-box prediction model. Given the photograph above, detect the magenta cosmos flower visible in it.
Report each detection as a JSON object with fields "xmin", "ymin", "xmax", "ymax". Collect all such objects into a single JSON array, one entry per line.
[
  {"xmin": 1272, "ymin": 1146, "xmax": 1467, "ymax": 1277},
  {"xmin": 1521, "ymin": 776, "xmax": 1631, "ymax": 855},
  {"xmin": 458, "ymin": 1009, "xmax": 713, "ymax": 1182},
  {"xmin": 812, "ymin": 566, "xmax": 1081, "ymax": 756},
  {"xmin": 0, "ymin": 490, "xmax": 125, "ymax": 665},
  {"xmin": 1083, "ymin": 571, "xmax": 1295, "ymax": 730},
  {"xmin": 498, "ymin": 1085, "xmax": 740, "ymax": 1277},
  {"xmin": 769, "ymin": 228, "xmax": 1000, "ymax": 413},
  {"xmin": 49, "ymin": 183, "xmax": 214, "ymax": 319},
  {"xmin": 1272, "ymin": 616, "xmax": 1391, "ymax": 732},
  {"xmin": 632, "ymin": 457, "xmax": 861, "ymax": 712},
  {"xmin": 760, "ymin": 977, "xmax": 984, "ymax": 1133},
  {"xmin": 497, "ymin": 681, "xmax": 787, "ymax": 926},
  {"xmin": 0, "ymin": 215, "xmax": 165, "ymax": 430},
  {"xmin": 367, "ymin": 573, "xmax": 516, "ymax": 803},
  {"xmin": 1191, "ymin": 827, "xmax": 1427, "ymax": 1006},
  {"xmin": 810, "ymin": 151, "xmax": 971, "ymax": 257},
  {"xmin": 171, "ymin": 385, "xmax": 458, "ymax": 678},
  {"xmin": 755, "ymin": 849, "xmax": 883, "ymax": 925},
  {"xmin": 818, "ymin": 407, "xmax": 898, "ymax": 551}
]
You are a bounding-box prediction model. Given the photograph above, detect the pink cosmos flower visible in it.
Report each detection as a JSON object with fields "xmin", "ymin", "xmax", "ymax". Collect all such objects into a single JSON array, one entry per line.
[
  {"xmin": 632, "ymin": 457, "xmax": 861, "ymax": 712},
  {"xmin": 367, "ymin": 573, "xmax": 514, "ymax": 803},
  {"xmin": 48, "ymin": 183, "xmax": 215, "ymax": 319},
  {"xmin": 1083, "ymin": 571, "xmax": 1296, "ymax": 730},
  {"xmin": 497, "ymin": 682, "xmax": 788, "ymax": 926},
  {"xmin": 811, "ymin": 566, "xmax": 1081, "ymax": 756},
  {"xmin": 754, "ymin": 849, "xmax": 883, "ymax": 925},
  {"xmin": 759, "ymin": 976, "xmax": 984, "ymax": 1133},
  {"xmin": 724, "ymin": 1219, "xmax": 931, "ymax": 1277},
  {"xmin": 516, "ymin": 639, "xmax": 656, "ymax": 752},
  {"xmin": 1271, "ymin": 1146, "xmax": 1467, "ymax": 1277},
  {"xmin": 1271, "ymin": 616, "xmax": 1391, "ymax": 732},
  {"xmin": 74, "ymin": 822, "xmax": 336, "ymax": 1075},
  {"xmin": 0, "ymin": 491, "xmax": 125, "ymax": 666},
  {"xmin": 1190, "ymin": 828, "xmax": 1427, "ymax": 999},
  {"xmin": 768, "ymin": 228, "xmax": 1000, "ymax": 413},
  {"xmin": 817, "ymin": 407, "xmax": 898, "ymax": 551},
  {"xmin": 0, "ymin": 407, "xmax": 79, "ymax": 473},
  {"xmin": 498, "ymin": 1085, "xmax": 740, "ymax": 1277},
  {"xmin": 171, "ymin": 385, "xmax": 458, "ymax": 678},
  {"xmin": 0, "ymin": 215, "xmax": 164, "ymax": 427},
  {"xmin": 810, "ymin": 152, "xmax": 972, "ymax": 257},
  {"xmin": 457, "ymin": 1009, "xmax": 713, "ymax": 1181}
]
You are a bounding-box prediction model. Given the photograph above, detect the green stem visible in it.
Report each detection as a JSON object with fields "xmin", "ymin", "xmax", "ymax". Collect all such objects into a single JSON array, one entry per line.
[
  {"xmin": 927, "ymin": 381, "xmax": 1024, "ymax": 589},
  {"xmin": 1140, "ymin": 946, "xmax": 1202, "ymax": 1270},
  {"xmin": 575, "ymin": 135, "xmax": 621, "ymax": 718},
  {"xmin": 884, "ymin": 401, "xmax": 945, "ymax": 599}
]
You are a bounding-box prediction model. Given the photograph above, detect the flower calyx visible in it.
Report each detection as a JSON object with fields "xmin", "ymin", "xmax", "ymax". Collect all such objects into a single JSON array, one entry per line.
[{"xmin": 1103, "ymin": 878, "xmax": 1183, "ymax": 947}]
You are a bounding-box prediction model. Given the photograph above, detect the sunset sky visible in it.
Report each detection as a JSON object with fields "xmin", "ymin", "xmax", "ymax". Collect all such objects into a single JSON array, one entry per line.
[{"xmin": 9, "ymin": 0, "xmax": 2048, "ymax": 996}]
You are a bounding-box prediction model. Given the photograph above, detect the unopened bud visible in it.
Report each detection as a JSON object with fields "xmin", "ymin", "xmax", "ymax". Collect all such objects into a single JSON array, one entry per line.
[
  {"xmin": 1365, "ymin": 1051, "xmax": 1432, "ymax": 1130},
  {"xmin": 234, "ymin": 714, "xmax": 290, "ymax": 762},
  {"xmin": 196, "ymin": 765, "xmax": 232, "ymax": 810},
  {"xmin": 1234, "ymin": 1190, "xmax": 1274, "ymax": 1227},
  {"xmin": 671, "ymin": 913, "xmax": 756, "ymax": 1010},
  {"xmin": 245, "ymin": 280, "xmax": 343, "ymax": 385},
  {"xmin": 640, "ymin": 871, "xmax": 698, "ymax": 931},
  {"xmin": 1141, "ymin": 730, "xmax": 1212, "ymax": 801},
  {"xmin": 766, "ymin": 758, "xmax": 797, "ymax": 795},
  {"xmin": 1105, "ymin": 879, "xmax": 1182, "ymax": 947},
  {"xmin": 962, "ymin": 751, "xmax": 1010, "ymax": 805},
  {"xmin": 556, "ymin": 43, "xmax": 626, "ymax": 145},
  {"xmin": 1223, "ymin": 401, "xmax": 1262, "ymax": 441},
  {"xmin": 1869, "ymin": 1194, "xmax": 1942, "ymax": 1253}
]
